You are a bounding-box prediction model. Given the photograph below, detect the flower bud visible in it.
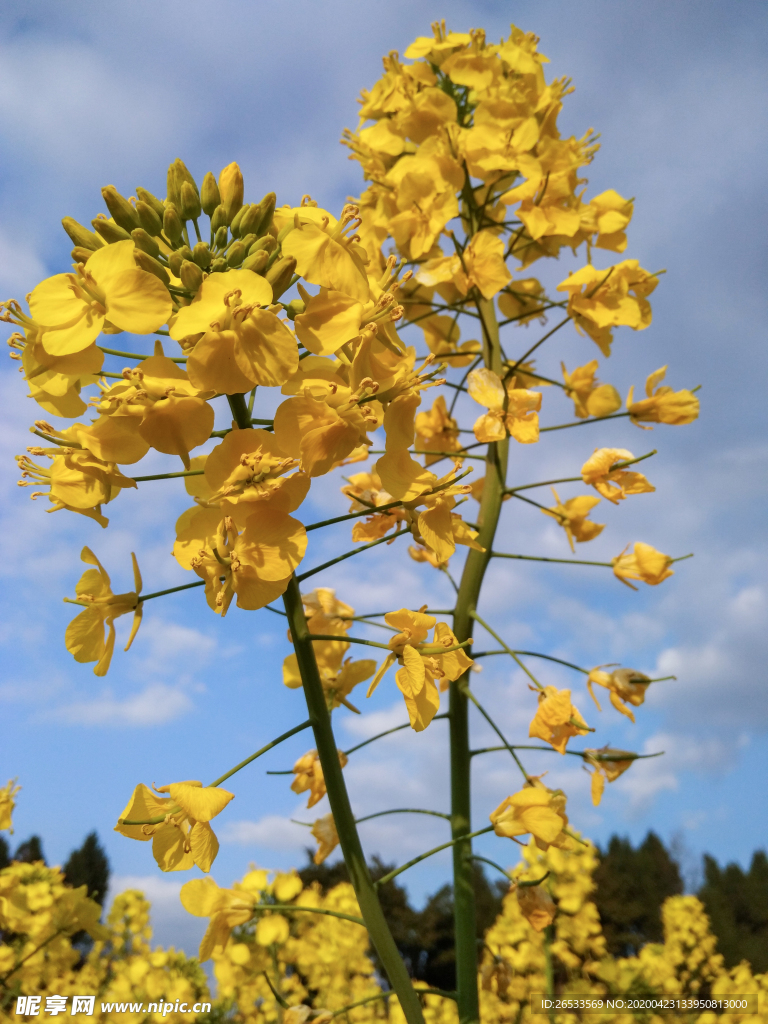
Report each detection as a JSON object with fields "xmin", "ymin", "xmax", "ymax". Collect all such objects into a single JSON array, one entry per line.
[
  {"xmin": 218, "ymin": 162, "xmax": 244, "ymax": 224},
  {"xmin": 134, "ymin": 248, "xmax": 170, "ymax": 286},
  {"xmin": 237, "ymin": 203, "xmax": 262, "ymax": 237},
  {"xmin": 283, "ymin": 298, "xmax": 305, "ymax": 320},
  {"xmin": 266, "ymin": 255, "xmax": 297, "ymax": 300},
  {"xmin": 201, "ymin": 172, "xmax": 220, "ymax": 216},
  {"xmin": 131, "ymin": 228, "xmax": 161, "ymax": 259},
  {"xmin": 180, "ymin": 181, "xmax": 202, "ymax": 222},
  {"xmin": 71, "ymin": 246, "xmax": 94, "ymax": 264},
  {"xmin": 239, "ymin": 233, "xmax": 257, "ymax": 252},
  {"xmin": 168, "ymin": 252, "xmax": 184, "ymax": 278},
  {"xmin": 166, "ymin": 159, "xmax": 192, "ymax": 210},
  {"xmin": 101, "ymin": 185, "xmax": 140, "ymax": 232},
  {"xmin": 210, "ymin": 257, "xmax": 228, "ymax": 273},
  {"xmin": 211, "ymin": 204, "xmax": 228, "ymax": 234},
  {"xmin": 92, "ymin": 217, "xmax": 132, "ymax": 244},
  {"xmin": 249, "ymin": 234, "xmax": 277, "ymax": 255},
  {"xmin": 135, "ymin": 201, "xmax": 163, "ymax": 237},
  {"xmin": 62, "ymin": 217, "xmax": 103, "ymax": 251},
  {"xmin": 241, "ymin": 249, "xmax": 269, "ymax": 273},
  {"xmin": 135, "ymin": 187, "xmax": 166, "ymax": 221},
  {"xmin": 180, "ymin": 259, "xmax": 204, "ymax": 292},
  {"xmin": 230, "ymin": 203, "xmax": 249, "ymax": 238},
  {"xmin": 163, "ymin": 203, "xmax": 184, "ymax": 246},
  {"xmin": 226, "ymin": 241, "xmax": 246, "ymax": 267},
  {"xmin": 192, "ymin": 242, "xmax": 212, "ymax": 269},
  {"xmin": 213, "ymin": 226, "xmax": 229, "ymax": 250},
  {"xmin": 254, "ymin": 192, "xmax": 276, "ymax": 235}
]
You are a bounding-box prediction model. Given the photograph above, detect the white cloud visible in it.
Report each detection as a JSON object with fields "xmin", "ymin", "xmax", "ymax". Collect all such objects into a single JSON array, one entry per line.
[
  {"xmin": 220, "ymin": 816, "xmax": 311, "ymax": 850},
  {"xmin": 108, "ymin": 875, "xmax": 206, "ymax": 957},
  {"xmin": 49, "ymin": 683, "xmax": 192, "ymax": 726}
]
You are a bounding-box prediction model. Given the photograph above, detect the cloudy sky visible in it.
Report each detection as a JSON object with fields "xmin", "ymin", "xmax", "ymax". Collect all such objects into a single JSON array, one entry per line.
[{"xmin": 1, "ymin": 0, "xmax": 766, "ymax": 954}]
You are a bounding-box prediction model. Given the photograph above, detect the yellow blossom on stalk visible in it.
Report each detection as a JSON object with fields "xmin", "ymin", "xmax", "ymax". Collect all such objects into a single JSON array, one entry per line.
[
  {"xmin": 561, "ymin": 360, "xmax": 622, "ymax": 419},
  {"xmin": 181, "ymin": 877, "xmax": 257, "ymax": 961},
  {"xmin": 497, "ymin": 278, "xmax": 547, "ymax": 326},
  {"xmin": 587, "ymin": 666, "xmax": 651, "ymax": 721},
  {"xmin": 281, "ymin": 204, "xmax": 370, "ymax": 302},
  {"xmin": 542, "ymin": 488, "xmax": 604, "ymax": 551},
  {"xmin": 583, "ymin": 747, "xmax": 635, "ymax": 805},
  {"xmin": 9, "ymin": 330, "xmax": 103, "ymax": 418},
  {"xmin": 419, "ymin": 313, "xmax": 480, "ymax": 367},
  {"xmin": 2, "ymin": 240, "xmax": 172, "ymax": 356},
  {"xmin": 516, "ymin": 884, "xmax": 556, "ymax": 932},
  {"xmin": 291, "ymin": 749, "xmax": 348, "ymax": 808},
  {"xmin": 302, "ymin": 587, "xmax": 355, "ymax": 629},
  {"xmin": 341, "ymin": 470, "xmax": 407, "ymax": 542},
  {"xmin": 467, "ymin": 368, "xmax": 541, "ymax": 443},
  {"xmin": 581, "ymin": 447, "xmax": 655, "ymax": 503},
  {"xmin": 367, "ymin": 609, "xmax": 472, "ymax": 731},
  {"xmin": 190, "ymin": 509, "xmax": 306, "ymax": 616},
  {"xmin": 415, "ymin": 230, "xmax": 511, "ymax": 300},
  {"xmin": 490, "ymin": 783, "xmax": 570, "ymax": 850},
  {"xmin": 17, "ymin": 432, "xmax": 137, "ymax": 528},
  {"xmin": 556, "ymin": 260, "xmax": 658, "ymax": 356},
  {"xmin": 528, "ymin": 686, "xmax": 591, "ymax": 754},
  {"xmin": 311, "ymin": 814, "xmax": 340, "ymax": 864},
  {"xmin": 414, "ymin": 394, "xmax": 462, "ymax": 464},
  {"xmin": 116, "ymin": 780, "xmax": 234, "ymax": 874},
  {"xmin": 0, "ymin": 779, "xmax": 21, "ymax": 832},
  {"xmin": 90, "ymin": 350, "xmax": 215, "ymax": 469},
  {"xmin": 64, "ymin": 547, "xmax": 142, "ymax": 676},
  {"xmin": 612, "ymin": 541, "xmax": 674, "ymax": 589},
  {"xmin": 627, "ymin": 365, "xmax": 700, "ymax": 426},
  {"xmin": 579, "ymin": 189, "xmax": 635, "ymax": 252}
]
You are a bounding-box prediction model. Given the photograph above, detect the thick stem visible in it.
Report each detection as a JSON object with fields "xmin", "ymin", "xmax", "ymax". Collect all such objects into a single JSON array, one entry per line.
[
  {"xmin": 282, "ymin": 576, "xmax": 425, "ymax": 1024},
  {"xmin": 450, "ymin": 296, "xmax": 509, "ymax": 1024}
]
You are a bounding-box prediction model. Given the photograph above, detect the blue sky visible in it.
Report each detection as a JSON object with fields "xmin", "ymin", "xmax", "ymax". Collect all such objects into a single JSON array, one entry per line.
[{"xmin": 1, "ymin": 0, "xmax": 766, "ymax": 954}]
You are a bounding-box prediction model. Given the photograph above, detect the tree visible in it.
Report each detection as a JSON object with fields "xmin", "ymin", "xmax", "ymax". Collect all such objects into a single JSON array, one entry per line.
[
  {"xmin": 13, "ymin": 836, "xmax": 45, "ymax": 865},
  {"xmin": 698, "ymin": 851, "xmax": 768, "ymax": 972},
  {"xmin": 594, "ymin": 832, "xmax": 682, "ymax": 955},
  {"xmin": 63, "ymin": 832, "xmax": 110, "ymax": 905}
]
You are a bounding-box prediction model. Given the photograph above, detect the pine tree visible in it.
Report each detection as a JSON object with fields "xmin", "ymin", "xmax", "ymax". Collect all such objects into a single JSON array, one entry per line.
[
  {"xmin": 14, "ymin": 836, "xmax": 45, "ymax": 864},
  {"xmin": 698, "ymin": 851, "xmax": 768, "ymax": 971},
  {"xmin": 63, "ymin": 832, "xmax": 110, "ymax": 904},
  {"xmin": 594, "ymin": 832, "xmax": 683, "ymax": 955}
]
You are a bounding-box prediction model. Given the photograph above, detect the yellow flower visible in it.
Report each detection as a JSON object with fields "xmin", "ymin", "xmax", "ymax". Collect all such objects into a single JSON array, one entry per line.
[
  {"xmin": 579, "ymin": 189, "xmax": 634, "ymax": 252},
  {"xmin": 17, "ymin": 240, "xmax": 171, "ymax": 356},
  {"xmin": 171, "ymin": 268, "xmax": 271, "ymax": 339},
  {"xmin": 282, "ymin": 204, "xmax": 370, "ymax": 302},
  {"xmin": 467, "ymin": 368, "xmax": 541, "ymax": 443},
  {"xmin": 190, "ymin": 509, "xmax": 307, "ymax": 616},
  {"xmin": 415, "ymin": 231, "xmax": 510, "ymax": 300},
  {"xmin": 367, "ymin": 610, "xmax": 472, "ymax": 731},
  {"xmin": 627, "ymin": 366, "xmax": 699, "ymax": 427},
  {"xmin": 497, "ymin": 278, "xmax": 547, "ymax": 327},
  {"xmin": 490, "ymin": 784, "xmax": 569, "ymax": 850},
  {"xmin": 293, "ymin": 287, "xmax": 366, "ymax": 356},
  {"xmin": 256, "ymin": 914, "xmax": 290, "ymax": 947},
  {"xmin": 583, "ymin": 747, "xmax": 635, "ymax": 805},
  {"xmin": 517, "ymin": 884, "xmax": 556, "ymax": 931},
  {"xmin": 90, "ymin": 351, "xmax": 216, "ymax": 469},
  {"xmin": 561, "ymin": 360, "xmax": 622, "ymax": 419},
  {"xmin": 556, "ymin": 260, "xmax": 658, "ymax": 356},
  {"xmin": 311, "ymin": 814, "xmax": 339, "ymax": 864},
  {"xmin": 528, "ymin": 686, "xmax": 591, "ymax": 754},
  {"xmin": 0, "ymin": 779, "xmax": 21, "ymax": 832},
  {"xmin": 274, "ymin": 387, "xmax": 380, "ymax": 477},
  {"xmin": 181, "ymin": 877, "xmax": 255, "ymax": 961},
  {"xmin": 410, "ymin": 491, "xmax": 484, "ymax": 565},
  {"xmin": 115, "ymin": 780, "xmax": 234, "ymax": 874},
  {"xmin": 587, "ymin": 667, "xmax": 651, "ymax": 722},
  {"xmin": 419, "ymin": 314, "xmax": 480, "ymax": 367},
  {"xmin": 542, "ymin": 489, "xmax": 604, "ymax": 551},
  {"xmin": 291, "ymin": 749, "xmax": 348, "ymax": 808},
  {"xmin": 17, "ymin": 437, "xmax": 137, "ymax": 528},
  {"xmin": 64, "ymin": 547, "xmax": 142, "ymax": 676},
  {"xmin": 12, "ymin": 330, "xmax": 103, "ymax": 418},
  {"xmin": 612, "ymin": 541, "xmax": 674, "ymax": 589},
  {"xmin": 414, "ymin": 395, "xmax": 462, "ymax": 464},
  {"xmin": 581, "ymin": 447, "xmax": 655, "ymax": 504},
  {"xmin": 302, "ymin": 587, "xmax": 354, "ymax": 628}
]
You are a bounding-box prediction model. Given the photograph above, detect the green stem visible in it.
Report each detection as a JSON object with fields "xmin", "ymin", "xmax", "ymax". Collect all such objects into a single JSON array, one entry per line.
[
  {"xmin": 343, "ymin": 715, "xmax": 448, "ymax": 756},
  {"xmin": 137, "ymin": 580, "xmax": 204, "ymax": 602},
  {"xmin": 470, "ymin": 746, "xmax": 664, "ymax": 761},
  {"xmin": 296, "ymin": 528, "xmax": 408, "ymax": 582},
  {"xmin": 305, "ymin": 499, "xmax": 404, "ymax": 532},
  {"xmin": 449, "ymin": 294, "xmax": 507, "ymax": 1024},
  {"xmin": 463, "ymin": 688, "xmax": 529, "ymax": 780},
  {"xmin": 472, "ymin": 649, "xmax": 588, "ymax": 674},
  {"xmin": 540, "ymin": 412, "xmax": 631, "ymax": 433},
  {"xmin": 469, "ymin": 610, "xmax": 544, "ymax": 690},
  {"xmin": 309, "ymin": 633, "xmax": 473, "ymax": 655},
  {"xmin": 252, "ymin": 904, "xmax": 366, "ymax": 926},
  {"xmin": 374, "ymin": 826, "xmax": 494, "ymax": 889},
  {"xmin": 282, "ymin": 575, "xmax": 425, "ymax": 1024},
  {"xmin": 470, "ymin": 855, "xmax": 511, "ymax": 880},
  {"xmin": 492, "ymin": 551, "xmax": 613, "ymax": 567},
  {"xmin": 98, "ymin": 345, "xmax": 187, "ymax": 363},
  {"xmin": 209, "ymin": 720, "xmax": 311, "ymax": 787},
  {"xmin": 131, "ymin": 469, "xmax": 205, "ymax": 482},
  {"xmin": 356, "ymin": 808, "xmax": 451, "ymax": 824}
]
